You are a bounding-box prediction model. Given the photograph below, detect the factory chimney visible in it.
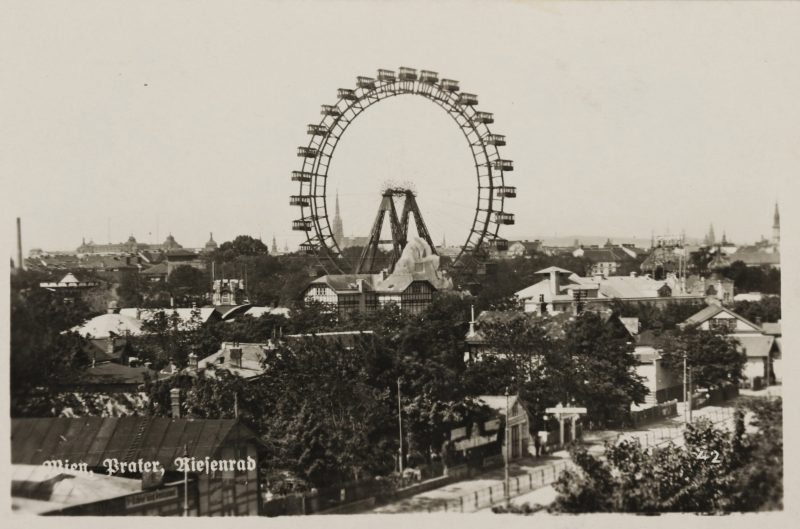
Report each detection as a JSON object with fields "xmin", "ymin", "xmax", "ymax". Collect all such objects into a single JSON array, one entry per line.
[{"xmin": 16, "ymin": 217, "xmax": 24, "ymax": 271}]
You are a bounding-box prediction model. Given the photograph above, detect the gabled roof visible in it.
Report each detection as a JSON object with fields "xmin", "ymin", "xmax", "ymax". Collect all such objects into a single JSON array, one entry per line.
[
  {"xmin": 682, "ymin": 304, "xmax": 763, "ymax": 332},
  {"xmin": 579, "ymin": 247, "xmax": 635, "ymax": 263},
  {"xmin": 71, "ymin": 313, "xmax": 144, "ymax": 339},
  {"xmin": 140, "ymin": 261, "xmax": 168, "ymax": 275},
  {"xmin": 11, "ymin": 417, "xmax": 261, "ymax": 472},
  {"xmin": 534, "ymin": 266, "xmax": 575, "ymax": 275},
  {"xmin": 477, "ymin": 395, "xmax": 520, "ymax": 416}
]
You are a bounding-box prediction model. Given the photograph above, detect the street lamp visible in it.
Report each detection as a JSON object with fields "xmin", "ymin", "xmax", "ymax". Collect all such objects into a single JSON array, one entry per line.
[
  {"xmin": 397, "ymin": 377, "xmax": 404, "ymax": 475},
  {"xmin": 504, "ymin": 387, "xmax": 510, "ymax": 508}
]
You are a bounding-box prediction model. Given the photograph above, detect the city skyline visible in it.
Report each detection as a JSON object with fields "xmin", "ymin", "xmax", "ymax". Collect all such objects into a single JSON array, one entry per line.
[{"xmin": 3, "ymin": 2, "xmax": 796, "ymax": 255}]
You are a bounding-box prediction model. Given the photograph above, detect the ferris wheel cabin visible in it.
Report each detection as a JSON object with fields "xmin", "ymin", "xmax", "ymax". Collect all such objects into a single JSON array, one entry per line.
[
  {"xmin": 291, "ymin": 171, "xmax": 314, "ymax": 183},
  {"xmin": 321, "ymin": 105, "xmax": 341, "ymax": 117},
  {"xmin": 494, "ymin": 212, "xmax": 516, "ymax": 225},
  {"xmin": 377, "ymin": 69, "xmax": 396, "ymax": 82},
  {"xmin": 497, "ymin": 186, "xmax": 517, "ymax": 198},
  {"xmin": 419, "ymin": 70, "xmax": 439, "ymax": 84},
  {"xmin": 439, "ymin": 79, "xmax": 460, "ymax": 92},
  {"xmin": 485, "ymin": 133, "xmax": 506, "ymax": 146},
  {"xmin": 292, "ymin": 219, "xmax": 313, "ymax": 231},
  {"xmin": 473, "ymin": 111, "xmax": 494, "ymax": 124},
  {"xmin": 290, "ymin": 195, "xmax": 311, "ymax": 207},
  {"xmin": 307, "ymin": 124, "xmax": 328, "ymax": 136},
  {"xmin": 398, "ymin": 67, "xmax": 418, "ymax": 81},
  {"xmin": 457, "ymin": 93, "xmax": 478, "ymax": 106},
  {"xmin": 357, "ymin": 76, "xmax": 376, "ymax": 89},
  {"xmin": 337, "ymin": 88, "xmax": 357, "ymax": 101},
  {"xmin": 297, "ymin": 147, "xmax": 318, "ymax": 158},
  {"xmin": 493, "ymin": 159, "xmax": 514, "ymax": 171}
]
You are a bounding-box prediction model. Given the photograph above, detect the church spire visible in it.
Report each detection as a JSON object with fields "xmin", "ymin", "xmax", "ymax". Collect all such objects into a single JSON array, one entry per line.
[
  {"xmin": 773, "ymin": 201, "xmax": 780, "ymax": 246},
  {"xmin": 332, "ymin": 189, "xmax": 344, "ymax": 242}
]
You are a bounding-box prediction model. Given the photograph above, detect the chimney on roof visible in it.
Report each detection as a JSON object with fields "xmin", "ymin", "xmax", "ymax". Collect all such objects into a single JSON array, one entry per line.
[
  {"xmin": 550, "ymin": 269, "xmax": 559, "ymax": 297},
  {"xmin": 16, "ymin": 217, "xmax": 23, "ymax": 271},
  {"xmin": 170, "ymin": 388, "xmax": 181, "ymax": 418},
  {"xmin": 187, "ymin": 352, "xmax": 198, "ymax": 371}
]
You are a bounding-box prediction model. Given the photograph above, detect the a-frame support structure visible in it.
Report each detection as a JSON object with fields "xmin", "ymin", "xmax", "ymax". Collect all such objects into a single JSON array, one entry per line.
[{"xmin": 356, "ymin": 188, "xmax": 437, "ymax": 274}]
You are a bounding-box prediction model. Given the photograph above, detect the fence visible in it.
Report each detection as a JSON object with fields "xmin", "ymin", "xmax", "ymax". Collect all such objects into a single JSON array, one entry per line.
[
  {"xmin": 630, "ymin": 399, "xmax": 678, "ymax": 427},
  {"xmin": 426, "ymin": 460, "xmax": 572, "ymax": 513}
]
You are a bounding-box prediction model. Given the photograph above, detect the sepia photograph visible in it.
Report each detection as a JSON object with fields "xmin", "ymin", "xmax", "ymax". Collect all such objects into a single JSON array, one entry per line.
[{"xmin": 1, "ymin": 0, "xmax": 797, "ymax": 523}]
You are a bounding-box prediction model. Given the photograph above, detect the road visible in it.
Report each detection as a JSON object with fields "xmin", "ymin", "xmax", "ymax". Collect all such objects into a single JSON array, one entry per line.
[{"xmin": 371, "ymin": 391, "xmax": 767, "ymax": 514}]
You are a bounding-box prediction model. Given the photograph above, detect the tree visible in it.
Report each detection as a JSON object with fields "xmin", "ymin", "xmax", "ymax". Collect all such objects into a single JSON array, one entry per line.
[
  {"xmin": 10, "ymin": 285, "xmax": 94, "ymax": 395},
  {"xmin": 734, "ymin": 297, "xmax": 781, "ymax": 324},
  {"xmin": 551, "ymin": 399, "xmax": 782, "ymax": 513},
  {"xmin": 656, "ymin": 328, "xmax": 745, "ymax": 390},
  {"xmin": 466, "ymin": 311, "xmax": 646, "ymax": 427},
  {"xmin": 215, "ymin": 235, "xmax": 270, "ymax": 262},
  {"xmin": 561, "ymin": 313, "xmax": 647, "ymax": 426},
  {"xmin": 167, "ymin": 265, "xmax": 208, "ymax": 298}
]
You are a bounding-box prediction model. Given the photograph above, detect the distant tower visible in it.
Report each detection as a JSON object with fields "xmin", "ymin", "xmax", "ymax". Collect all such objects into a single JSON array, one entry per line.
[
  {"xmin": 271, "ymin": 234, "xmax": 278, "ymax": 254},
  {"xmin": 705, "ymin": 224, "xmax": 716, "ymax": 246},
  {"xmin": 204, "ymin": 232, "xmax": 218, "ymax": 252},
  {"xmin": 16, "ymin": 217, "xmax": 23, "ymax": 271},
  {"xmin": 284, "ymin": 240, "xmax": 289, "ymax": 253},
  {"xmin": 441, "ymin": 233, "xmax": 447, "ymax": 248},
  {"xmin": 721, "ymin": 230, "xmax": 727, "ymax": 245},
  {"xmin": 772, "ymin": 202, "xmax": 780, "ymax": 246},
  {"xmin": 332, "ymin": 190, "xmax": 344, "ymax": 243}
]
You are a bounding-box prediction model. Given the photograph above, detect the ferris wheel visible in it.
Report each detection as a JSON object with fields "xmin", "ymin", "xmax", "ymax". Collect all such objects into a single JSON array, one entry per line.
[{"xmin": 291, "ymin": 67, "xmax": 516, "ymax": 274}]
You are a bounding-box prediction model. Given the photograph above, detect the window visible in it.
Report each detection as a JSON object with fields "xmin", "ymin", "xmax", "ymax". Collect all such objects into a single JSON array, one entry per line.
[{"xmin": 709, "ymin": 318, "xmax": 736, "ymax": 333}]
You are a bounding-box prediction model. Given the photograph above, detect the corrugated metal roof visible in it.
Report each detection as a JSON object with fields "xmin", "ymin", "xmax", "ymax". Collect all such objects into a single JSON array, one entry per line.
[{"xmin": 11, "ymin": 418, "xmax": 254, "ymax": 472}]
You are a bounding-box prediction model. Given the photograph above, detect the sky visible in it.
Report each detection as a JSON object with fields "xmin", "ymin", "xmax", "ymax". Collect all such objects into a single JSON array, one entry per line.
[{"xmin": 2, "ymin": 1, "xmax": 799, "ymax": 255}]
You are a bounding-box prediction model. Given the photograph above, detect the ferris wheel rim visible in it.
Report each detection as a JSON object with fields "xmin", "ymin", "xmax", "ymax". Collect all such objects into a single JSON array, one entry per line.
[{"xmin": 292, "ymin": 68, "xmax": 514, "ymax": 274}]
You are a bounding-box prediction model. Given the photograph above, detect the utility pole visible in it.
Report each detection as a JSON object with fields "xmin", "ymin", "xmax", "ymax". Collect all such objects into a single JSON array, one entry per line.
[
  {"xmin": 683, "ymin": 353, "xmax": 688, "ymax": 425},
  {"xmin": 688, "ymin": 366, "xmax": 693, "ymax": 423},
  {"xmin": 183, "ymin": 443, "xmax": 189, "ymax": 516},
  {"xmin": 397, "ymin": 377, "xmax": 404, "ymax": 474},
  {"xmin": 504, "ymin": 387, "xmax": 510, "ymax": 508}
]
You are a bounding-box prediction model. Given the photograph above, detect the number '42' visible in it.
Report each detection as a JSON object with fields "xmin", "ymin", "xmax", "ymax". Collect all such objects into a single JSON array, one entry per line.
[{"xmin": 693, "ymin": 449, "xmax": 721, "ymax": 463}]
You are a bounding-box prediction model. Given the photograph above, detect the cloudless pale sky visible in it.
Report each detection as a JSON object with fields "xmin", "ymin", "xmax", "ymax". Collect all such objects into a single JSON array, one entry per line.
[{"xmin": 2, "ymin": 1, "xmax": 798, "ymax": 255}]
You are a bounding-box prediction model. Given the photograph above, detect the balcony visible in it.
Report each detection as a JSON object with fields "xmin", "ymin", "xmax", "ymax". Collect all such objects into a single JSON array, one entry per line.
[
  {"xmin": 292, "ymin": 219, "xmax": 313, "ymax": 231},
  {"xmin": 398, "ymin": 67, "xmax": 418, "ymax": 81},
  {"xmin": 494, "ymin": 212, "xmax": 515, "ymax": 225},
  {"xmin": 297, "ymin": 147, "xmax": 318, "ymax": 158},
  {"xmin": 485, "ymin": 134, "xmax": 506, "ymax": 146},
  {"xmin": 492, "ymin": 159, "xmax": 514, "ymax": 171},
  {"xmin": 321, "ymin": 105, "xmax": 341, "ymax": 117},
  {"xmin": 290, "ymin": 195, "xmax": 311, "ymax": 207},
  {"xmin": 291, "ymin": 171, "xmax": 314, "ymax": 182},
  {"xmin": 457, "ymin": 93, "xmax": 478, "ymax": 106},
  {"xmin": 337, "ymin": 88, "xmax": 357, "ymax": 101},
  {"xmin": 419, "ymin": 70, "xmax": 438, "ymax": 84},
  {"xmin": 307, "ymin": 124, "xmax": 328, "ymax": 136},
  {"xmin": 377, "ymin": 69, "xmax": 396, "ymax": 82},
  {"xmin": 497, "ymin": 186, "xmax": 516, "ymax": 198},
  {"xmin": 440, "ymin": 79, "xmax": 459, "ymax": 92},
  {"xmin": 357, "ymin": 76, "xmax": 376, "ymax": 89},
  {"xmin": 473, "ymin": 111, "xmax": 494, "ymax": 124}
]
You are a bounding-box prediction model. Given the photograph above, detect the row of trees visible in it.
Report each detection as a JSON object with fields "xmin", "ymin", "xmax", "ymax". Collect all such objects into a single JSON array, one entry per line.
[{"xmin": 548, "ymin": 398, "xmax": 782, "ymax": 513}]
